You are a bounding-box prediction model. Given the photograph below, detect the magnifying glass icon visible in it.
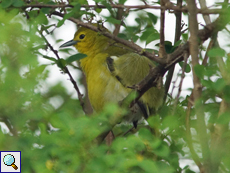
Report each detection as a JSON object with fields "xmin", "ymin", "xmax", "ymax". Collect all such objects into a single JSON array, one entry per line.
[{"xmin": 3, "ymin": 154, "xmax": 18, "ymax": 170}]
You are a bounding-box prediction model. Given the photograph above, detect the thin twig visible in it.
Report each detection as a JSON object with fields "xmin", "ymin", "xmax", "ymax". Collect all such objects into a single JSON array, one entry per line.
[
  {"xmin": 164, "ymin": 0, "xmax": 182, "ymax": 102},
  {"xmin": 174, "ymin": 51, "xmax": 189, "ymax": 109},
  {"xmin": 159, "ymin": 0, "xmax": 166, "ymax": 58},
  {"xmin": 123, "ymin": 126, "xmax": 135, "ymax": 136},
  {"xmin": 202, "ymin": 37, "xmax": 215, "ymax": 66},
  {"xmin": 170, "ymin": 69, "xmax": 180, "ymax": 97}
]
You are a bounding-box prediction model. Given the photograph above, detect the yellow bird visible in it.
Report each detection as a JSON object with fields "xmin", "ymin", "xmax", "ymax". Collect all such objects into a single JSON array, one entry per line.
[{"xmin": 60, "ymin": 24, "xmax": 164, "ymax": 127}]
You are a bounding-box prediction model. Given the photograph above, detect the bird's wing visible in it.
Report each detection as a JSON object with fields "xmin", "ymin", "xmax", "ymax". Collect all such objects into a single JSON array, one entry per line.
[
  {"xmin": 106, "ymin": 53, "xmax": 155, "ymax": 87},
  {"xmin": 106, "ymin": 53, "xmax": 159, "ymax": 120},
  {"xmin": 106, "ymin": 52, "xmax": 164, "ymax": 114}
]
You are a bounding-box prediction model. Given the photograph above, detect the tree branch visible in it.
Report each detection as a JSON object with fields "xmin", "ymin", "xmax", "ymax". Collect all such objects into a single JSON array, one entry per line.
[
  {"xmin": 24, "ymin": 3, "xmax": 224, "ymax": 14},
  {"xmin": 187, "ymin": 0, "xmax": 210, "ymax": 172}
]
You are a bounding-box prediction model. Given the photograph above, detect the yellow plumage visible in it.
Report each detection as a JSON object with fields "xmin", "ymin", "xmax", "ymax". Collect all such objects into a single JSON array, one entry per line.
[{"xmin": 60, "ymin": 24, "xmax": 164, "ymax": 126}]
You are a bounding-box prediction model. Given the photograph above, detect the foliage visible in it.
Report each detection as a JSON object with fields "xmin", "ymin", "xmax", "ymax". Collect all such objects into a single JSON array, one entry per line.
[{"xmin": 0, "ymin": 0, "xmax": 230, "ymax": 173}]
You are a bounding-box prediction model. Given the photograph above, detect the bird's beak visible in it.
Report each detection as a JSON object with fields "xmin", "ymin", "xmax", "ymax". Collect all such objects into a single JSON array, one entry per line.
[{"xmin": 60, "ymin": 40, "xmax": 79, "ymax": 48}]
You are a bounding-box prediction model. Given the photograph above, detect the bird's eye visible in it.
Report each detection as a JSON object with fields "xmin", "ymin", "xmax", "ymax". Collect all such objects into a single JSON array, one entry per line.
[{"xmin": 79, "ymin": 34, "xmax": 85, "ymax": 39}]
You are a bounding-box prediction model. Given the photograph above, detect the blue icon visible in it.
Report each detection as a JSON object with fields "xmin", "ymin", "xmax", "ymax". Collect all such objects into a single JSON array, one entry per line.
[{"xmin": 3, "ymin": 154, "xmax": 18, "ymax": 170}]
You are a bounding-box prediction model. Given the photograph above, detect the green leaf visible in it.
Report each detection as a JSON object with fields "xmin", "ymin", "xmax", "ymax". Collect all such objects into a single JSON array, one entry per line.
[
  {"xmin": 1, "ymin": 0, "xmax": 13, "ymax": 8},
  {"xmin": 57, "ymin": 3, "xmax": 82, "ymax": 27},
  {"xmin": 42, "ymin": 56, "xmax": 56, "ymax": 62},
  {"xmin": 154, "ymin": 142, "xmax": 170, "ymax": 157},
  {"xmin": 94, "ymin": 0, "xmax": 105, "ymax": 2},
  {"xmin": 194, "ymin": 64, "xmax": 205, "ymax": 78},
  {"xmin": 56, "ymin": 58, "xmax": 66, "ymax": 69},
  {"xmin": 95, "ymin": 8, "xmax": 102, "ymax": 13},
  {"xmin": 66, "ymin": 53, "xmax": 87, "ymax": 64},
  {"xmin": 146, "ymin": 33, "xmax": 160, "ymax": 45},
  {"xmin": 174, "ymin": 40, "xmax": 182, "ymax": 47},
  {"xmin": 56, "ymin": 39, "xmax": 64, "ymax": 43},
  {"xmin": 161, "ymin": 116, "xmax": 179, "ymax": 130},
  {"xmin": 42, "ymin": 24, "xmax": 56, "ymax": 31},
  {"xmin": 119, "ymin": 0, "xmax": 127, "ymax": 4},
  {"xmin": 138, "ymin": 160, "xmax": 158, "ymax": 172},
  {"xmin": 47, "ymin": 1, "xmax": 56, "ymax": 5},
  {"xmin": 201, "ymin": 79, "xmax": 212, "ymax": 88},
  {"xmin": 12, "ymin": 0, "xmax": 25, "ymax": 7},
  {"xmin": 38, "ymin": 12, "xmax": 49, "ymax": 25},
  {"xmin": 132, "ymin": 35, "xmax": 139, "ymax": 42},
  {"xmin": 147, "ymin": 115, "xmax": 161, "ymax": 129},
  {"xmin": 70, "ymin": 3, "xmax": 82, "ymax": 18},
  {"xmin": 155, "ymin": 41, "xmax": 174, "ymax": 53},
  {"xmin": 63, "ymin": 11, "xmax": 75, "ymax": 20},
  {"xmin": 155, "ymin": 41, "xmax": 171, "ymax": 48},
  {"xmin": 146, "ymin": 12, "xmax": 158, "ymax": 24},
  {"xmin": 135, "ymin": 18, "xmax": 142, "ymax": 25},
  {"xmin": 213, "ymin": 78, "xmax": 226, "ymax": 92},
  {"xmin": 57, "ymin": 19, "xmax": 65, "ymax": 28},
  {"xmin": 105, "ymin": 16, "xmax": 121, "ymax": 24},
  {"xmin": 208, "ymin": 48, "xmax": 226, "ymax": 57},
  {"xmin": 165, "ymin": 41, "xmax": 173, "ymax": 53},
  {"xmin": 117, "ymin": 33, "xmax": 128, "ymax": 40},
  {"xmin": 217, "ymin": 112, "xmax": 230, "ymax": 124},
  {"xmin": 140, "ymin": 27, "xmax": 158, "ymax": 41},
  {"xmin": 182, "ymin": 33, "xmax": 188, "ymax": 41},
  {"xmin": 223, "ymin": 85, "xmax": 230, "ymax": 102},
  {"xmin": 138, "ymin": 128, "xmax": 153, "ymax": 142},
  {"xmin": 157, "ymin": 161, "xmax": 174, "ymax": 173},
  {"xmin": 41, "ymin": 7, "xmax": 51, "ymax": 14},
  {"xmin": 178, "ymin": 62, "xmax": 191, "ymax": 73}
]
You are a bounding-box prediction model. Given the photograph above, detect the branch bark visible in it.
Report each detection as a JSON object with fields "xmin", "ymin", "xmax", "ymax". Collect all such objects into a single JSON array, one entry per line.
[{"xmin": 187, "ymin": 0, "xmax": 210, "ymax": 172}]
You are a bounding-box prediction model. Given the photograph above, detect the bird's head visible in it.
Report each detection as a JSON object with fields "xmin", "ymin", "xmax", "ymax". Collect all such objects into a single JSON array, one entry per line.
[{"xmin": 60, "ymin": 23, "xmax": 109, "ymax": 54}]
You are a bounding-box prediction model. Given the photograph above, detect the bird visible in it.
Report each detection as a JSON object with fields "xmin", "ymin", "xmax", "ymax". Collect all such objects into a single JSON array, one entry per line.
[{"xmin": 60, "ymin": 23, "xmax": 164, "ymax": 128}]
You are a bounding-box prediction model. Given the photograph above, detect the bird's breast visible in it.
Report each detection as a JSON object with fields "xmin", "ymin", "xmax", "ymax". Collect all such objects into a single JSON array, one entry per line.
[{"xmin": 82, "ymin": 55, "xmax": 129, "ymax": 112}]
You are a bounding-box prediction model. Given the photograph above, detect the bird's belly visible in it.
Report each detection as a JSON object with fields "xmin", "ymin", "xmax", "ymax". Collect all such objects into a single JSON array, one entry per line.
[{"xmin": 87, "ymin": 69, "xmax": 129, "ymax": 112}]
